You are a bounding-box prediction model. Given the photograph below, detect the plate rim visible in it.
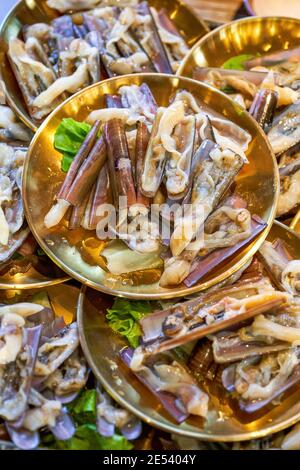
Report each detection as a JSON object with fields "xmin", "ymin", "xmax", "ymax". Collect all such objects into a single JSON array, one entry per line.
[{"xmin": 177, "ymin": 15, "xmax": 300, "ymax": 77}]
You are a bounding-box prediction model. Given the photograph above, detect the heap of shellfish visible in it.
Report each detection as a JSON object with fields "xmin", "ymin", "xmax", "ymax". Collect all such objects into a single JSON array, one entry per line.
[
  {"xmin": 8, "ymin": 2, "xmax": 189, "ymax": 122},
  {"xmin": 193, "ymin": 49, "xmax": 300, "ymax": 220},
  {"xmin": 119, "ymin": 237, "xmax": 300, "ymax": 424},
  {"xmin": 0, "ymin": 293, "xmax": 142, "ymax": 449},
  {"xmin": 44, "ymin": 83, "xmax": 263, "ymax": 286}
]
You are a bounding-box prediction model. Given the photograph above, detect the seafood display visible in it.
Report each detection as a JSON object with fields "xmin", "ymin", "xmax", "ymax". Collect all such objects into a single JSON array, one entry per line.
[
  {"xmin": 43, "ymin": 83, "xmax": 263, "ymax": 287},
  {"xmin": 3, "ymin": 2, "xmax": 300, "ymax": 452},
  {"xmin": 117, "ymin": 237, "xmax": 300, "ymax": 424},
  {"xmin": 7, "ymin": 1, "xmax": 191, "ymax": 122},
  {"xmin": 191, "ymin": 49, "xmax": 300, "ymax": 220},
  {"xmin": 0, "ymin": 291, "xmax": 142, "ymax": 450}
]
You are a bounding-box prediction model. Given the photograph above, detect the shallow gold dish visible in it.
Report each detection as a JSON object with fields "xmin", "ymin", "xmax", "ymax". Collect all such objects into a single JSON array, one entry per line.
[
  {"xmin": 78, "ymin": 220, "xmax": 300, "ymax": 441},
  {"xmin": 0, "ymin": 0, "xmax": 208, "ymax": 131},
  {"xmin": 178, "ymin": 16, "xmax": 300, "ymax": 76},
  {"xmin": 23, "ymin": 73, "xmax": 278, "ymax": 299}
]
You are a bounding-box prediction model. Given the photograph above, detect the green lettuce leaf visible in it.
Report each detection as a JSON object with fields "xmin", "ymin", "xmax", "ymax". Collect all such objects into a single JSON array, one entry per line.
[
  {"xmin": 68, "ymin": 389, "xmax": 97, "ymax": 425},
  {"xmin": 54, "ymin": 118, "xmax": 91, "ymax": 172},
  {"xmin": 222, "ymin": 54, "xmax": 256, "ymax": 71},
  {"xmin": 45, "ymin": 424, "xmax": 133, "ymax": 451},
  {"xmin": 106, "ymin": 298, "xmax": 152, "ymax": 348}
]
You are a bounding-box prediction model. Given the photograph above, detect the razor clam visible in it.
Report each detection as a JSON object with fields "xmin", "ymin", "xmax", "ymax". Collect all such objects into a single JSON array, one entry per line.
[
  {"xmin": 141, "ymin": 101, "xmax": 186, "ymax": 198},
  {"xmin": 278, "ymin": 157, "xmax": 300, "ymax": 216},
  {"xmin": 34, "ymin": 323, "xmax": 79, "ymax": 378},
  {"xmin": 0, "ymin": 106, "xmax": 32, "ymax": 143},
  {"xmin": 44, "ymin": 349, "xmax": 88, "ymax": 398},
  {"xmin": 245, "ymin": 47, "xmax": 300, "ymax": 70},
  {"xmin": 121, "ymin": 347, "xmax": 209, "ymax": 422},
  {"xmin": 160, "ymin": 195, "xmax": 266, "ymax": 287},
  {"xmin": 104, "ymin": 118, "xmax": 136, "ymax": 208},
  {"xmin": 150, "ymin": 7, "xmax": 189, "ymax": 73},
  {"xmin": 8, "ymin": 38, "xmax": 59, "ymax": 121},
  {"xmin": 249, "ymin": 89, "xmax": 278, "ymax": 131},
  {"xmin": 170, "ymin": 146, "xmax": 244, "ymax": 257},
  {"xmin": 23, "ymin": 23, "xmax": 61, "ymax": 72},
  {"xmin": 193, "ymin": 67, "xmax": 275, "ymax": 88},
  {"xmin": 259, "ymin": 239, "xmax": 300, "ymax": 295},
  {"xmin": 165, "ymin": 114, "xmax": 195, "ymax": 200},
  {"xmin": 0, "ymin": 323, "xmax": 41, "ymax": 422},
  {"xmin": 44, "ymin": 121, "xmax": 103, "ymax": 228},
  {"xmin": 58, "ymin": 38, "xmax": 100, "ymax": 84},
  {"xmin": 119, "ymin": 83, "xmax": 157, "ymax": 125},
  {"xmin": 135, "ymin": 121, "xmax": 151, "ymax": 209},
  {"xmin": 160, "ymin": 196, "xmax": 262, "ymax": 287},
  {"xmin": 130, "ymin": 2, "xmax": 172, "ymax": 74},
  {"xmin": 268, "ymin": 101, "xmax": 300, "ymax": 156},
  {"xmin": 212, "ymin": 330, "xmax": 290, "ymax": 364},
  {"xmin": 97, "ymin": 385, "xmax": 142, "ymax": 440},
  {"xmin": 222, "ymin": 349, "xmax": 300, "ymax": 413},
  {"xmin": 136, "ymin": 282, "xmax": 287, "ymax": 357}
]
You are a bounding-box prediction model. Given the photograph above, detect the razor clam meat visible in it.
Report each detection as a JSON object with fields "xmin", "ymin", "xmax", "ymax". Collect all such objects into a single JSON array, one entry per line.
[
  {"xmin": 141, "ymin": 100, "xmax": 186, "ymax": 197},
  {"xmin": 268, "ymin": 101, "xmax": 300, "ymax": 155},
  {"xmin": 44, "ymin": 349, "xmax": 88, "ymax": 397},
  {"xmin": 34, "ymin": 323, "xmax": 79, "ymax": 377},
  {"xmin": 226, "ymin": 349, "xmax": 300, "ymax": 405},
  {"xmin": 0, "ymin": 309, "xmax": 41, "ymax": 421},
  {"xmin": 0, "ymin": 144, "xmax": 27, "ymax": 264},
  {"xmin": 21, "ymin": 389, "xmax": 62, "ymax": 432},
  {"xmin": 278, "ymin": 157, "xmax": 300, "ymax": 216},
  {"xmin": 170, "ymin": 146, "xmax": 244, "ymax": 256},
  {"xmin": 0, "ymin": 106, "xmax": 31, "ymax": 143},
  {"xmin": 133, "ymin": 286, "xmax": 287, "ymax": 357},
  {"xmin": 150, "ymin": 7, "xmax": 189, "ymax": 73},
  {"xmin": 125, "ymin": 349, "xmax": 209, "ymax": 420},
  {"xmin": 259, "ymin": 239, "xmax": 300, "ymax": 295},
  {"xmin": 8, "ymin": 38, "xmax": 59, "ymax": 121}
]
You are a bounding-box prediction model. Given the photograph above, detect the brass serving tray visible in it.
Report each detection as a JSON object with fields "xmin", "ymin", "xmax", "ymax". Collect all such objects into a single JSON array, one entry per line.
[
  {"xmin": 23, "ymin": 73, "xmax": 278, "ymax": 299},
  {"xmin": 177, "ymin": 16, "xmax": 300, "ymax": 76},
  {"xmin": 78, "ymin": 220, "xmax": 300, "ymax": 441},
  {"xmin": 0, "ymin": 0, "xmax": 208, "ymax": 131}
]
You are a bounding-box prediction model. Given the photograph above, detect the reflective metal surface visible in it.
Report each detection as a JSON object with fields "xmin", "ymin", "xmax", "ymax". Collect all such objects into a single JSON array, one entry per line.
[
  {"xmin": 78, "ymin": 220, "xmax": 300, "ymax": 441},
  {"xmin": 0, "ymin": 0, "xmax": 208, "ymax": 130},
  {"xmin": 0, "ymin": 265, "xmax": 70, "ymax": 290},
  {"xmin": 178, "ymin": 16, "xmax": 300, "ymax": 77},
  {"xmin": 23, "ymin": 73, "xmax": 278, "ymax": 299}
]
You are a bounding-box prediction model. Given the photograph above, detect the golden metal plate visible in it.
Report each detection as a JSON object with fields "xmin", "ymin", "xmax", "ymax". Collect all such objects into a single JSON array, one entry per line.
[
  {"xmin": 23, "ymin": 73, "xmax": 278, "ymax": 299},
  {"xmin": 78, "ymin": 220, "xmax": 300, "ymax": 441},
  {"xmin": 0, "ymin": 0, "xmax": 208, "ymax": 131},
  {"xmin": 177, "ymin": 16, "xmax": 300, "ymax": 76}
]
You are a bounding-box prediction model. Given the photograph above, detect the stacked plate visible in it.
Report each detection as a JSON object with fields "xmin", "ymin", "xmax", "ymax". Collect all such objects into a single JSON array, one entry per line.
[{"xmin": 0, "ymin": 0, "xmax": 300, "ymax": 451}]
